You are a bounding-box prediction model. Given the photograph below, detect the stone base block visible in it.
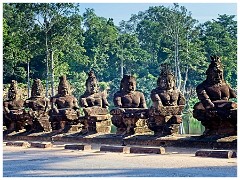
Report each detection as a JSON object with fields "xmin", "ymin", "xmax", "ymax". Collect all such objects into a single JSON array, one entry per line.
[
  {"xmin": 30, "ymin": 142, "xmax": 53, "ymax": 148},
  {"xmin": 6, "ymin": 141, "xmax": 30, "ymax": 147},
  {"xmin": 100, "ymin": 145, "xmax": 130, "ymax": 153},
  {"xmin": 65, "ymin": 144, "xmax": 92, "ymax": 150},
  {"xmin": 130, "ymin": 146, "xmax": 165, "ymax": 154},
  {"xmin": 68, "ymin": 124, "xmax": 83, "ymax": 132},
  {"xmin": 195, "ymin": 149, "xmax": 235, "ymax": 158}
]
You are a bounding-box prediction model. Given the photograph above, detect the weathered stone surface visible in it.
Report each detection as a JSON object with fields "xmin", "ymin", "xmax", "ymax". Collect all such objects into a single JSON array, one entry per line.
[
  {"xmin": 24, "ymin": 78, "xmax": 52, "ymax": 132},
  {"xmin": 64, "ymin": 144, "xmax": 91, "ymax": 150},
  {"xmin": 232, "ymin": 151, "xmax": 237, "ymax": 158},
  {"xmin": 6, "ymin": 141, "xmax": 30, "ymax": 147},
  {"xmin": 79, "ymin": 71, "xmax": 111, "ymax": 134},
  {"xmin": 129, "ymin": 146, "xmax": 165, "ymax": 154},
  {"xmin": 50, "ymin": 75, "xmax": 81, "ymax": 132},
  {"xmin": 149, "ymin": 64, "xmax": 186, "ymax": 136},
  {"xmin": 193, "ymin": 56, "xmax": 237, "ymax": 136},
  {"xmin": 30, "ymin": 142, "xmax": 53, "ymax": 148},
  {"xmin": 195, "ymin": 149, "xmax": 234, "ymax": 158},
  {"xmin": 3, "ymin": 80, "xmax": 30, "ymax": 133},
  {"xmin": 100, "ymin": 145, "xmax": 130, "ymax": 153},
  {"xmin": 68, "ymin": 124, "xmax": 83, "ymax": 132},
  {"xmin": 111, "ymin": 75, "xmax": 150, "ymax": 136}
]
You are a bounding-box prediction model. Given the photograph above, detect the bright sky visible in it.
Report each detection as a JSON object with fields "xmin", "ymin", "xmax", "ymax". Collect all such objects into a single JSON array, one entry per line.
[{"xmin": 78, "ymin": 3, "xmax": 237, "ymax": 25}]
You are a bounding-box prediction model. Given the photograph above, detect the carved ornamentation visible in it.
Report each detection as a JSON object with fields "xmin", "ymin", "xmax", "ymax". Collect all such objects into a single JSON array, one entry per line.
[{"xmin": 193, "ymin": 56, "xmax": 237, "ymax": 136}]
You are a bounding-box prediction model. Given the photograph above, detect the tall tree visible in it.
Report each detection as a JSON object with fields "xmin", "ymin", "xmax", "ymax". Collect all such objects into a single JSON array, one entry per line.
[{"xmin": 199, "ymin": 14, "xmax": 237, "ymax": 87}]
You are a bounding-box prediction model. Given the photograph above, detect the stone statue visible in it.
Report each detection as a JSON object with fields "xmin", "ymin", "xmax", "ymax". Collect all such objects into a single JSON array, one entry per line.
[
  {"xmin": 80, "ymin": 70, "xmax": 109, "ymax": 108},
  {"xmin": 3, "ymin": 80, "xmax": 30, "ymax": 133},
  {"xmin": 193, "ymin": 56, "xmax": 237, "ymax": 136},
  {"xmin": 110, "ymin": 75, "xmax": 151, "ymax": 135},
  {"xmin": 148, "ymin": 64, "xmax": 186, "ymax": 135},
  {"xmin": 24, "ymin": 79, "xmax": 51, "ymax": 132},
  {"xmin": 50, "ymin": 75, "xmax": 81, "ymax": 132},
  {"xmin": 79, "ymin": 70, "xmax": 111, "ymax": 134}
]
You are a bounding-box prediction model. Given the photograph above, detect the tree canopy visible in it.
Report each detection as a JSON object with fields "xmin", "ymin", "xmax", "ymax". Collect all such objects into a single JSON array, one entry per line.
[{"xmin": 3, "ymin": 3, "xmax": 237, "ymax": 107}]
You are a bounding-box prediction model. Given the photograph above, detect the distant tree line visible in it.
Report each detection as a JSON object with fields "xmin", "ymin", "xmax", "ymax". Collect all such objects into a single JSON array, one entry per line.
[{"xmin": 3, "ymin": 3, "xmax": 237, "ymax": 111}]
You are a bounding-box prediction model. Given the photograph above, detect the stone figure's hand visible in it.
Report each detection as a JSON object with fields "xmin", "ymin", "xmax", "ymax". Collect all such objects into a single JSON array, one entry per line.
[
  {"xmin": 53, "ymin": 107, "xmax": 59, "ymax": 114},
  {"xmin": 116, "ymin": 102, "xmax": 122, "ymax": 108},
  {"xmin": 205, "ymin": 99, "xmax": 215, "ymax": 109},
  {"xmin": 6, "ymin": 109, "xmax": 10, "ymax": 114}
]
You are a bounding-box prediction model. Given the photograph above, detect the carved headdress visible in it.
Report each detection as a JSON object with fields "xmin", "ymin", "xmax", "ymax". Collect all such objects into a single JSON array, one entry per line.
[
  {"xmin": 31, "ymin": 79, "xmax": 44, "ymax": 97},
  {"xmin": 157, "ymin": 64, "xmax": 175, "ymax": 89},
  {"xmin": 85, "ymin": 70, "xmax": 99, "ymax": 93},
  {"xmin": 8, "ymin": 80, "xmax": 18, "ymax": 100},
  {"xmin": 58, "ymin": 75, "xmax": 71, "ymax": 95},
  {"xmin": 207, "ymin": 55, "xmax": 223, "ymax": 74},
  {"xmin": 120, "ymin": 74, "xmax": 136, "ymax": 92},
  {"xmin": 206, "ymin": 56, "xmax": 224, "ymax": 84}
]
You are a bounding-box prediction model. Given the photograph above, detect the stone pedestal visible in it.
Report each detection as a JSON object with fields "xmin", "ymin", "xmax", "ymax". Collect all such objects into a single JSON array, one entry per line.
[
  {"xmin": 193, "ymin": 101, "xmax": 237, "ymax": 136},
  {"xmin": 111, "ymin": 108, "xmax": 153, "ymax": 135},
  {"xmin": 81, "ymin": 107, "xmax": 111, "ymax": 134},
  {"xmin": 50, "ymin": 108, "xmax": 80, "ymax": 132},
  {"xmin": 148, "ymin": 105, "xmax": 184, "ymax": 135}
]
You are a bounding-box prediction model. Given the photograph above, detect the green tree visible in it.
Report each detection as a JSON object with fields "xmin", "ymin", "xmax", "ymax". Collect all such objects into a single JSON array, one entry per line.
[{"xmin": 199, "ymin": 14, "xmax": 237, "ymax": 87}]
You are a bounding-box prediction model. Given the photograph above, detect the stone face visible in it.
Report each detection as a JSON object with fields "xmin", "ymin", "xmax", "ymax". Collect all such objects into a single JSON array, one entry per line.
[
  {"xmin": 65, "ymin": 144, "xmax": 92, "ymax": 150},
  {"xmin": 193, "ymin": 56, "xmax": 237, "ymax": 136},
  {"xmin": 6, "ymin": 141, "xmax": 30, "ymax": 147},
  {"xmin": 100, "ymin": 145, "xmax": 130, "ymax": 153},
  {"xmin": 149, "ymin": 64, "xmax": 186, "ymax": 136},
  {"xmin": 24, "ymin": 79, "xmax": 52, "ymax": 132},
  {"xmin": 111, "ymin": 75, "xmax": 152, "ymax": 136},
  {"xmin": 50, "ymin": 75, "xmax": 81, "ymax": 132},
  {"xmin": 195, "ymin": 149, "xmax": 234, "ymax": 159},
  {"xmin": 79, "ymin": 71, "xmax": 111, "ymax": 134},
  {"xmin": 3, "ymin": 80, "xmax": 31, "ymax": 133},
  {"xmin": 30, "ymin": 142, "xmax": 53, "ymax": 148},
  {"xmin": 129, "ymin": 146, "xmax": 165, "ymax": 154}
]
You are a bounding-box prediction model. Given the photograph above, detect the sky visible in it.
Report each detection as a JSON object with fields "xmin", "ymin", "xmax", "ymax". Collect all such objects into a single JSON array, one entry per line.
[{"xmin": 78, "ymin": 3, "xmax": 237, "ymax": 25}]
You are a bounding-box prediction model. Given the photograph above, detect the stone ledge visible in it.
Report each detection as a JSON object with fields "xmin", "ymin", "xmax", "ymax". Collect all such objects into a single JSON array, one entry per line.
[
  {"xmin": 130, "ymin": 146, "xmax": 165, "ymax": 154},
  {"xmin": 65, "ymin": 144, "xmax": 91, "ymax": 150},
  {"xmin": 3, "ymin": 134, "xmax": 237, "ymax": 150},
  {"xmin": 30, "ymin": 142, "xmax": 53, "ymax": 148},
  {"xmin": 100, "ymin": 145, "xmax": 130, "ymax": 153},
  {"xmin": 6, "ymin": 141, "xmax": 30, "ymax": 147},
  {"xmin": 195, "ymin": 149, "xmax": 235, "ymax": 158}
]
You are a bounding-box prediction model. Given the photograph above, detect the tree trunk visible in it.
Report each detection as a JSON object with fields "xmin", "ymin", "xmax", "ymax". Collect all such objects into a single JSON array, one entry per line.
[
  {"xmin": 50, "ymin": 50, "xmax": 54, "ymax": 96},
  {"xmin": 27, "ymin": 60, "xmax": 30, "ymax": 98},
  {"xmin": 45, "ymin": 31, "xmax": 49, "ymax": 97},
  {"xmin": 182, "ymin": 65, "xmax": 188, "ymax": 95}
]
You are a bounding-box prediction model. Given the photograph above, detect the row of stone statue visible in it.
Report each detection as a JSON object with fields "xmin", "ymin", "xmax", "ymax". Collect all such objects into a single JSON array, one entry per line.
[{"xmin": 3, "ymin": 56, "xmax": 237, "ymax": 136}]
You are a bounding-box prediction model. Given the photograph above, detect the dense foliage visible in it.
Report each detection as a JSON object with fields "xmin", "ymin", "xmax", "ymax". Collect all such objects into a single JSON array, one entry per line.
[{"xmin": 3, "ymin": 3, "xmax": 237, "ymax": 110}]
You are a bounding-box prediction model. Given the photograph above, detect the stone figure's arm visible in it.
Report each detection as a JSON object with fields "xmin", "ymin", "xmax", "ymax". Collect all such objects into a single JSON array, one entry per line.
[
  {"xmin": 150, "ymin": 89, "xmax": 163, "ymax": 107},
  {"xmin": 45, "ymin": 98, "xmax": 50, "ymax": 112},
  {"xmin": 196, "ymin": 84, "xmax": 214, "ymax": 109},
  {"xmin": 113, "ymin": 92, "xmax": 122, "ymax": 107},
  {"xmin": 102, "ymin": 96, "xmax": 109, "ymax": 108},
  {"xmin": 80, "ymin": 96, "xmax": 88, "ymax": 107},
  {"xmin": 228, "ymin": 85, "xmax": 237, "ymax": 99},
  {"xmin": 3, "ymin": 102, "xmax": 10, "ymax": 114},
  {"xmin": 178, "ymin": 92, "xmax": 186, "ymax": 105},
  {"xmin": 51, "ymin": 97, "xmax": 59, "ymax": 113},
  {"xmin": 139, "ymin": 92, "xmax": 147, "ymax": 108},
  {"xmin": 73, "ymin": 97, "xmax": 80, "ymax": 110}
]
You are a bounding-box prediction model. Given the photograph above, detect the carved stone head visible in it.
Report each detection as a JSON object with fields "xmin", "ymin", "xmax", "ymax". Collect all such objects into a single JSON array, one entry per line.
[
  {"xmin": 157, "ymin": 64, "xmax": 176, "ymax": 90},
  {"xmin": 58, "ymin": 75, "xmax": 70, "ymax": 96},
  {"xmin": 85, "ymin": 70, "xmax": 99, "ymax": 94},
  {"xmin": 120, "ymin": 75, "xmax": 136, "ymax": 93},
  {"xmin": 31, "ymin": 79, "xmax": 44, "ymax": 97},
  {"xmin": 206, "ymin": 56, "xmax": 224, "ymax": 85},
  {"xmin": 8, "ymin": 80, "xmax": 18, "ymax": 100}
]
